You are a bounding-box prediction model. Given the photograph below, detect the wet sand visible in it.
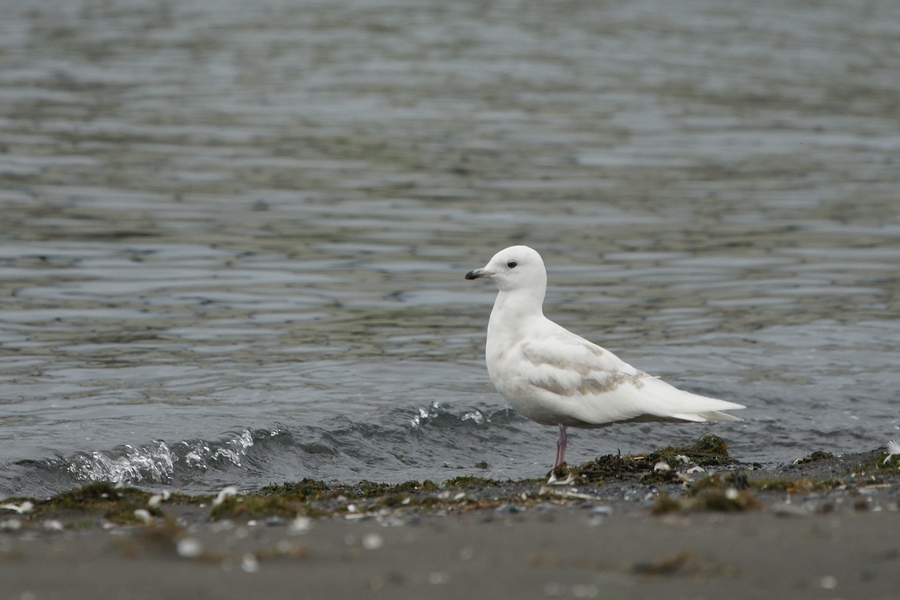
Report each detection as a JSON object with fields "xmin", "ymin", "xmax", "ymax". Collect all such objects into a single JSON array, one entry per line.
[
  {"xmin": 3, "ymin": 508, "xmax": 898, "ymax": 599},
  {"xmin": 3, "ymin": 447, "xmax": 899, "ymax": 599}
]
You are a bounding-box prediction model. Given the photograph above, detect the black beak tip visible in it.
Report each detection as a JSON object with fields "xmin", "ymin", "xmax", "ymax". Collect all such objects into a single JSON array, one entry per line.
[{"xmin": 465, "ymin": 270, "xmax": 478, "ymax": 280}]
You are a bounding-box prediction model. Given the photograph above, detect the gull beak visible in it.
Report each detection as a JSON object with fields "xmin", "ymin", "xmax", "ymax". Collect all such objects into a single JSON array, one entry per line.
[{"xmin": 465, "ymin": 267, "xmax": 489, "ymax": 280}]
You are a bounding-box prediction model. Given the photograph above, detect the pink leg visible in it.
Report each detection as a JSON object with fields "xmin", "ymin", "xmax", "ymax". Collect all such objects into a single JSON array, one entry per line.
[{"xmin": 554, "ymin": 425, "xmax": 567, "ymax": 467}]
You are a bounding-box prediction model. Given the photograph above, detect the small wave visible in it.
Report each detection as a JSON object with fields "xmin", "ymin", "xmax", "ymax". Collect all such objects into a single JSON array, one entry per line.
[
  {"xmin": 13, "ymin": 427, "xmax": 291, "ymax": 494},
  {"xmin": 4, "ymin": 403, "xmax": 532, "ymax": 496},
  {"xmin": 5, "ymin": 398, "xmax": 769, "ymax": 498},
  {"xmin": 408, "ymin": 400, "xmax": 518, "ymax": 429},
  {"xmin": 66, "ymin": 440, "xmax": 176, "ymax": 484},
  {"xmin": 178, "ymin": 429, "xmax": 257, "ymax": 471}
]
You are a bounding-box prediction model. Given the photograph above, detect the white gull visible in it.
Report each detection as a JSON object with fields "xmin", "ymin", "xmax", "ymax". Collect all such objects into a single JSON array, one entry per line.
[{"xmin": 466, "ymin": 245, "xmax": 744, "ymax": 478}]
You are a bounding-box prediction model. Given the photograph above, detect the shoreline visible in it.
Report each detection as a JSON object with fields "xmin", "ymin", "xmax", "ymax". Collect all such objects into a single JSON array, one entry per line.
[{"xmin": 2, "ymin": 440, "xmax": 899, "ymax": 598}]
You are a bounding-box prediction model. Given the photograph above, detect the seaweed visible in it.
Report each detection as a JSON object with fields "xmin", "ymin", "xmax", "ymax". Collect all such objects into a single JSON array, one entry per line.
[
  {"xmin": 792, "ymin": 451, "xmax": 835, "ymax": 465},
  {"xmin": 852, "ymin": 446, "xmax": 900, "ymax": 478},
  {"xmin": 650, "ymin": 493, "xmax": 682, "ymax": 515},
  {"xmin": 259, "ymin": 478, "xmax": 331, "ymax": 499},
  {"xmin": 38, "ymin": 482, "xmax": 164, "ymax": 524},
  {"xmin": 208, "ymin": 494, "xmax": 300, "ymax": 520},
  {"xmin": 645, "ymin": 434, "xmax": 733, "ymax": 467},
  {"xmin": 443, "ymin": 476, "xmax": 497, "ymax": 489},
  {"xmin": 577, "ymin": 434, "xmax": 733, "ymax": 485},
  {"xmin": 651, "ymin": 471, "xmax": 761, "ymax": 514},
  {"xmin": 3, "ymin": 439, "xmax": 891, "ymax": 527}
]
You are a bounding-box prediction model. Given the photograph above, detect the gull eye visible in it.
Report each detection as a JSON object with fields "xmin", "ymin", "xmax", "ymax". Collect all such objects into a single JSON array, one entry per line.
[{"xmin": 507, "ymin": 260, "xmax": 517, "ymax": 269}]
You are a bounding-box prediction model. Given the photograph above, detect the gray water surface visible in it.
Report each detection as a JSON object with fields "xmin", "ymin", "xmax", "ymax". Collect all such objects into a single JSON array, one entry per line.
[{"xmin": 1, "ymin": 0, "xmax": 899, "ymax": 496}]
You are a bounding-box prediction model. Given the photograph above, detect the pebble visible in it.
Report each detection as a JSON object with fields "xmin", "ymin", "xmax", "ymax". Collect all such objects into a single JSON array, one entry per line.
[
  {"xmin": 177, "ymin": 538, "xmax": 203, "ymax": 559},
  {"xmin": 242, "ymin": 552, "xmax": 259, "ymax": 573},
  {"xmin": 0, "ymin": 501, "xmax": 33, "ymax": 514},
  {"xmin": 43, "ymin": 520, "xmax": 65, "ymax": 532},
  {"xmin": 213, "ymin": 486, "xmax": 239, "ymax": 506},
  {"xmin": 1, "ymin": 518, "xmax": 22, "ymax": 531},
  {"xmin": 289, "ymin": 516, "xmax": 312, "ymax": 534},
  {"xmin": 345, "ymin": 513, "xmax": 374, "ymax": 522},
  {"xmin": 148, "ymin": 491, "xmax": 170, "ymax": 507}
]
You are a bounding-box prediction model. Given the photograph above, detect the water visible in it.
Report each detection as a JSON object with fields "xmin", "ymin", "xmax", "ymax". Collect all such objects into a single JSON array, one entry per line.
[{"xmin": 1, "ymin": 0, "xmax": 899, "ymax": 497}]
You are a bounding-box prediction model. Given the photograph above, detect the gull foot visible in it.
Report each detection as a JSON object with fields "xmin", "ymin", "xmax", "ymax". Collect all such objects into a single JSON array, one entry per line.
[{"xmin": 547, "ymin": 464, "xmax": 575, "ymax": 486}]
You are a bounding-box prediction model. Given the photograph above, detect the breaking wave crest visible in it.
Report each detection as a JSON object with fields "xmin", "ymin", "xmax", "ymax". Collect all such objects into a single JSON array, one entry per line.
[
  {"xmin": 5, "ymin": 402, "xmax": 538, "ymax": 497},
  {"xmin": 10, "ymin": 427, "xmax": 291, "ymax": 495},
  {"xmin": 61, "ymin": 428, "xmax": 269, "ymax": 485}
]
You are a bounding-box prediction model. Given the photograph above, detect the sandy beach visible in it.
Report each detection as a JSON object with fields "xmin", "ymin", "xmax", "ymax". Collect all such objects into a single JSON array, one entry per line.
[{"xmin": 3, "ymin": 444, "xmax": 899, "ymax": 599}]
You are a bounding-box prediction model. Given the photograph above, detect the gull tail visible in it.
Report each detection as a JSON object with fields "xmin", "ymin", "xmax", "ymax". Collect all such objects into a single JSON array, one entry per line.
[
  {"xmin": 641, "ymin": 377, "xmax": 745, "ymax": 423},
  {"xmin": 695, "ymin": 409, "xmax": 743, "ymax": 422}
]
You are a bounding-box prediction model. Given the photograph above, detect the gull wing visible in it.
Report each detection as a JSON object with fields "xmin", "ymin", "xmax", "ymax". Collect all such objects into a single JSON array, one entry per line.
[{"xmin": 518, "ymin": 331, "xmax": 744, "ymax": 427}]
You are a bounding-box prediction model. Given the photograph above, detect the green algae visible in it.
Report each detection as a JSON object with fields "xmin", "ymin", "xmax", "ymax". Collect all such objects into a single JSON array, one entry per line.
[
  {"xmin": 35, "ymin": 482, "xmax": 165, "ymax": 524},
  {"xmin": 646, "ymin": 434, "xmax": 733, "ymax": 467},
  {"xmin": 209, "ymin": 495, "xmax": 301, "ymax": 520},
  {"xmin": 257, "ymin": 478, "xmax": 439, "ymax": 501},
  {"xmin": 781, "ymin": 445, "xmax": 900, "ymax": 485},
  {"xmin": 692, "ymin": 487, "xmax": 762, "ymax": 512},
  {"xmin": 687, "ymin": 471, "xmax": 761, "ymax": 512},
  {"xmin": 792, "ymin": 451, "xmax": 835, "ymax": 465},
  {"xmin": 46, "ymin": 481, "xmax": 130, "ymax": 506},
  {"xmin": 650, "ymin": 493, "xmax": 682, "ymax": 515},
  {"xmin": 0, "ymin": 482, "xmax": 208, "ymax": 529},
  {"xmin": 208, "ymin": 479, "xmax": 448, "ymax": 520},
  {"xmin": 851, "ymin": 446, "xmax": 900, "ymax": 479},
  {"xmin": 749, "ymin": 478, "xmax": 839, "ymax": 493},
  {"xmin": 355, "ymin": 480, "xmax": 438, "ymax": 498},
  {"xmin": 576, "ymin": 434, "xmax": 733, "ymax": 485},
  {"xmin": 259, "ymin": 478, "xmax": 331, "ymax": 498},
  {"xmin": 883, "ymin": 451, "xmax": 900, "ymax": 471},
  {"xmin": 652, "ymin": 471, "xmax": 762, "ymax": 514},
  {"xmin": 443, "ymin": 476, "xmax": 497, "ymax": 489},
  {"xmin": 575, "ymin": 454, "xmax": 644, "ymax": 482}
]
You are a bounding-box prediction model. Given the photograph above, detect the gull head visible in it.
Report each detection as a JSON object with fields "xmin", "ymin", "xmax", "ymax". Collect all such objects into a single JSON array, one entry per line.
[{"xmin": 465, "ymin": 245, "xmax": 547, "ymax": 294}]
